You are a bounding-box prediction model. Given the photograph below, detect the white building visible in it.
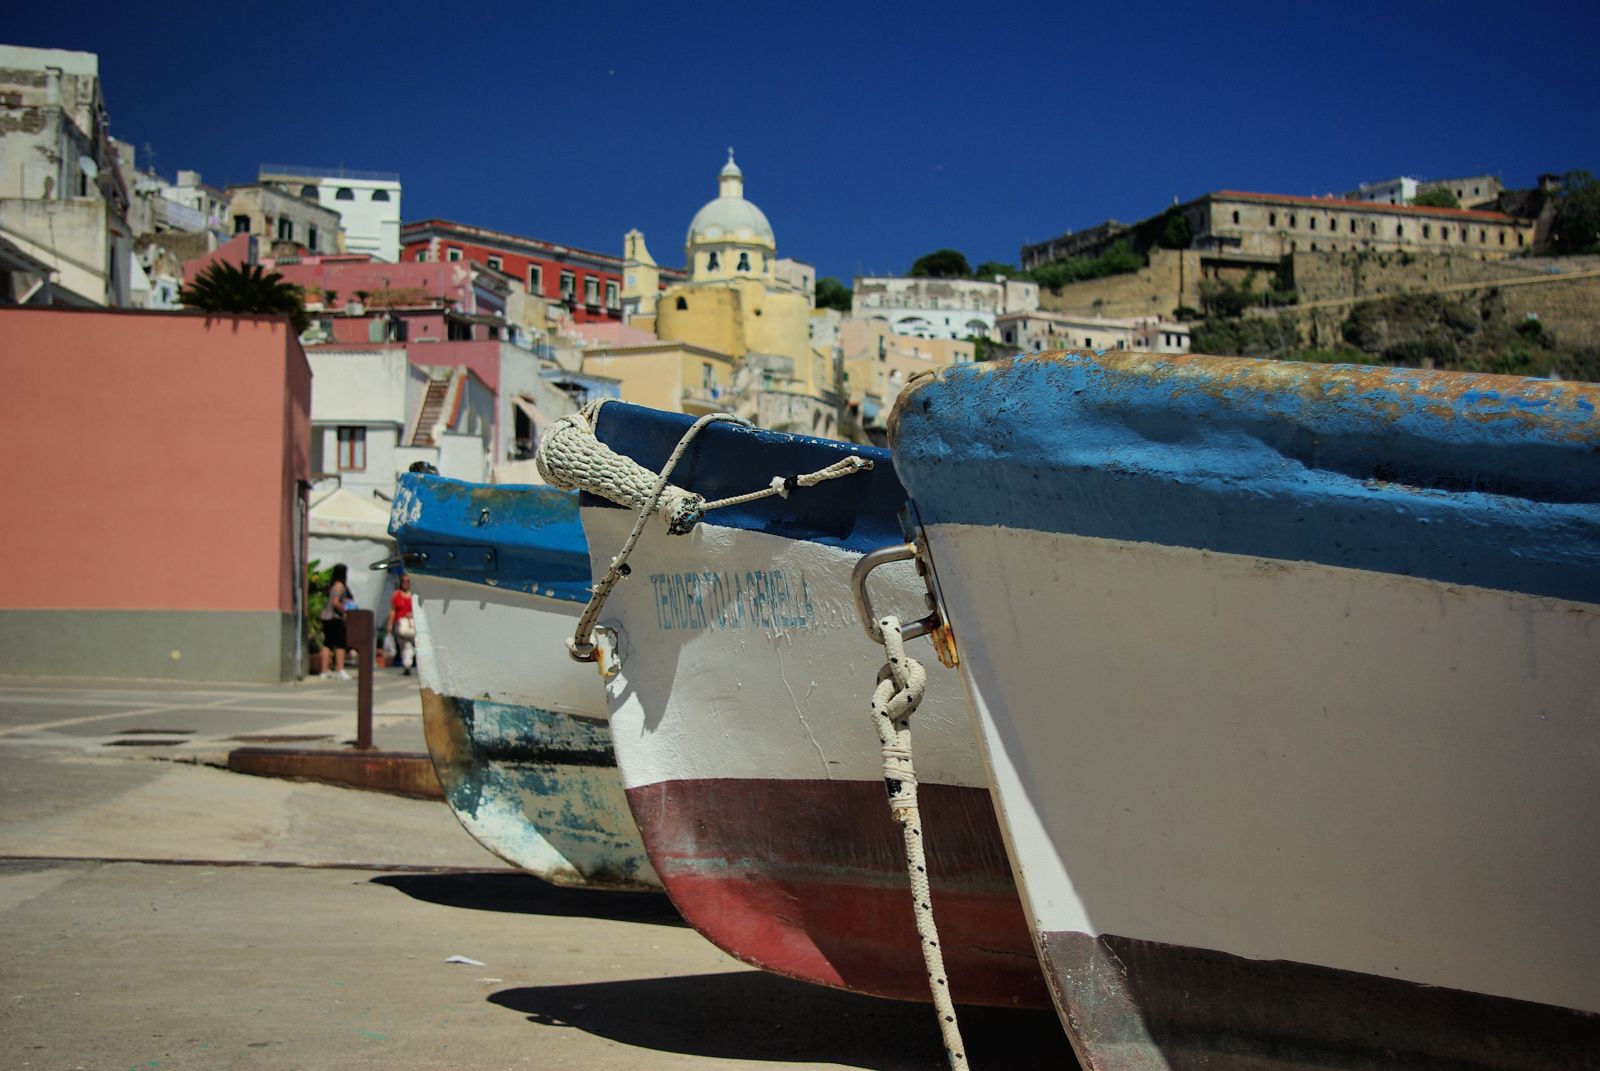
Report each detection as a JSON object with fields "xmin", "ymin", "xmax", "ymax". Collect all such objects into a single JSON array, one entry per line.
[
  {"xmin": 773, "ymin": 257, "xmax": 815, "ymax": 304},
  {"xmin": 996, "ymin": 309, "xmax": 1190, "ymax": 355},
  {"xmin": 851, "ymin": 275, "xmax": 1039, "ymax": 342},
  {"xmin": 0, "ymin": 45, "xmax": 134, "ymax": 306},
  {"xmin": 259, "ymin": 165, "xmax": 401, "ymax": 262},
  {"xmin": 1342, "ymin": 177, "xmax": 1421, "ymax": 206}
]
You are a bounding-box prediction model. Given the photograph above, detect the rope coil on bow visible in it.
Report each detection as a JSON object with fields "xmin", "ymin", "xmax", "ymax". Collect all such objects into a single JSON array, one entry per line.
[
  {"xmin": 535, "ymin": 399, "xmax": 874, "ymax": 667},
  {"xmin": 870, "ymin": 614, "xmax": 967, "ymax": 1070}
]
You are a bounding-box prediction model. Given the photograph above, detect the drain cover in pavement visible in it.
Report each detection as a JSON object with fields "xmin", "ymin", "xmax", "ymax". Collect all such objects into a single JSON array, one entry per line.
[
  {"xmin": 116, "ymin": 728, "xmax": 197, "ymax": 735},
  {"xmin": 104, "ymin": 739, "xmax": 185, "ymax": 747}
]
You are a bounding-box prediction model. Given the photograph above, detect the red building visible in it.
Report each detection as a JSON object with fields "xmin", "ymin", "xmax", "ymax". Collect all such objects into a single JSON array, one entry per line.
[{"xmin": 401, "ymin": 219, "xmax": 683, "ymax": 325}]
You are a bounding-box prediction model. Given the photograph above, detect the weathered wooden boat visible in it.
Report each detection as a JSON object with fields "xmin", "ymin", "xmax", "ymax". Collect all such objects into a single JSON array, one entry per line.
[
  {"xmin": 555, "ymin": 401, "xmax": 1046, "ymax": 1006},
  {"xmin": 886, "ymin": 352, "xmax": 1600, "ymax": 1068},
  {"xmin": 389, "ymin": 473, "xmax": 660, "ymax": 891}
]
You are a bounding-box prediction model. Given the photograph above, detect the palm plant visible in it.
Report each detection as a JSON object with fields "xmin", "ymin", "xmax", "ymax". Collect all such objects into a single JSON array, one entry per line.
[{"xmin": 180, "ymin": 261, "xmax": 309, "ymax": 334}]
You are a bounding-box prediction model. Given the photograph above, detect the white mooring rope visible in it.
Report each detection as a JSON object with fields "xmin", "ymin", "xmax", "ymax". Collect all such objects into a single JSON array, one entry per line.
[
  {"xmin": 871, "ymin": 614, "xmax": 967, "ymax": 1069},
  {"xmin": 535, "ymin": 399, "xmax": 873, "ymax": 664}
]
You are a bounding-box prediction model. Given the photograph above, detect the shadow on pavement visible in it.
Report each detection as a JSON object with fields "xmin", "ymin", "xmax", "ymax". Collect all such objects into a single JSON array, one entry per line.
[
  {"xmin": 489, "ymin": 971, "xmax": 1077, "ymax": 1069},
  {"xmin": 369, "ymin": 871, "xmax": 686, "ymax": 927}
]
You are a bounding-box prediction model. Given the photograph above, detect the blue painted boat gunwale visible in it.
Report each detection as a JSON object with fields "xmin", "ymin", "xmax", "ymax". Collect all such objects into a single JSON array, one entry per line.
[
  {"xmin": 389, "ymin": 473, "xmax": 592, "ymax": 603},
  {"xmin": 587, "ymin": 402, "xmax": 907, "ymax": 554},
  {"xmin": 890, "ymin": 354, "xmax": 1600, "ymax": 604}
]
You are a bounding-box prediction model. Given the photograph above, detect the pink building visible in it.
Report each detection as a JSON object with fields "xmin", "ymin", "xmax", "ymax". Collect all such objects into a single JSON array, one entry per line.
[{"xmin": 0, "ymin": 307, "xmax": 313, "ymax": 681}]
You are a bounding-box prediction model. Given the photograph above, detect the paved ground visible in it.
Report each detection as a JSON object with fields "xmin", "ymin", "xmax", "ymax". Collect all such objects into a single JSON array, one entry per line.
[{"xmin": 0, "ymin": 674, "xmax": 1076, "ymax": 1070}]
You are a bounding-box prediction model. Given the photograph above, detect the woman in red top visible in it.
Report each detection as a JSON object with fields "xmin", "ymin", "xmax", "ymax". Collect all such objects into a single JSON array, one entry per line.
[{"xmin": 386, "ymin": 574, "xmax": 417, "ymax": 675}]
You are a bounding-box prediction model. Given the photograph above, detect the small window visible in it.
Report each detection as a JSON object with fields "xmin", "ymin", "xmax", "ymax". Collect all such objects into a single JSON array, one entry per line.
[
  {"xmin": 1441, "ymin": 228, "xmax": 1449, "ymax": 242},
  {"xmin": 370, "ymin": 189, "xmax": 390, "ymax": 202},
  {"xmin": 337, "ymin": 427, "xmax": 366, "ymax": 471},
  {"xmin": 486, "ymin": 255, "xmax": 502, "ymax": 271},
  {"xmin": 528, "ymin": 265, "xmax": 542, "ymax": 291},
  {"xmin": 1460, "ymin": 227, "xmax": 1468, "ymax": 241},
  {"xmin": 1290, "ymin": 214, "xmax": 1297, "ymax": 227},
  {"xmin": 584, "ymin": 276, "xmax": 599, "ymax": 305},
  {"xmin": 560, "ymin": 271, "xmax": 575, "ymax": 300},
  {"xmin": 707, "ymin": 251, "xmax": 720, "ymax": 272},
  {"xmin": 308, "ymin": 225, "xmax": 319, "ymax": 250},
  {"xmin": 277, "ymin": 217, "xmax": 294, "ymax": 241},
  {"xmin": 675, "ymin": 296, "xmax": 688, "ymax": 310},
  {"xmin": 414, "ymin": 251, "xmax": 426, "ymax": 262},
  {"xmin": 1395, "ymin": 224, "xmax": 1404, "ymax": 237},
  {"xmin": 233, "ymin": 215, "xmax": 250, "ymax": 234},
  {"xmin": 1370, "ymin": 222, "xmax": 1377, "ymax": 235},
  {"xmin": 1309, "ymin": 217, "xmax": 1316, "ymax": 230},
  {"xmin": 1231, "ymin": 210, "xmax": 1240, "ymax": 224},
  {"xmin": 335, "ymin": 188, "xmax": 355, "ymax": 201},
  {"xmin": 299, "ymin": 184, "xmax": 318, "ymax": 199},
  {"xmin": 1423, "ymin": 224, "xmax": 1431, "ymax": 239},
  {"xmin": 1084, "ymin": 337, "xmax": 1093, "ymax": 347},
  {"xmin": 1498, "ymin": 232, "xmax": 1506, "ymax": 246},
  {"xmin": 737, "ymin": 252, "xmax": 751, "ymax": 271},
  {"xmin": 447, "ymin": 248, "xmax": 462, "ymax": 261},
  {"xmin": 1479, "ymin": 229, "xmax": 1486, "ymax": 244},
  {"xmin": 605, "ymin": 280, "xmax": 619, "ymax": 308},
  {"xmin": 1349, "ymin": 219, "xmax": 1357, "ymax": 233},
  {"xmin": 1269, "ymin": 212, "xmax": 1277, "ymax": 226}
]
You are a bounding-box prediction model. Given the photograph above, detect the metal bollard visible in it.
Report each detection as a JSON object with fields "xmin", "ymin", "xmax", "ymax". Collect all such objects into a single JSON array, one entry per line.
[{"xmin": 346, "ymin": 609, "xmax": 375, "ymax": 750}]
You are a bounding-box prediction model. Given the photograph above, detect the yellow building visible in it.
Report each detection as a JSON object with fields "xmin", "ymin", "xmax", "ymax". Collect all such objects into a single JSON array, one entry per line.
[
  {"xmin": 634, "ymin": 152, "xmax": 835, "ymax": 405},
  {"xmin": 580, "ymin": 341, "xmax": 734, "ymax": 415},
  {"xmin": 839, "ymin": 318, "xmax": 974, "ymax": 436}
]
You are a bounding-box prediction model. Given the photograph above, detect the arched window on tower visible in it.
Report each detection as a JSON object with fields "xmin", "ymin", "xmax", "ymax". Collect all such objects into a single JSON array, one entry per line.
[
  {"xmin": 675, "ymin": 296, "xmax": 688, "ymax": 310},
  {"xmin": 737, "ymin": 252, "xmax": 751, "ymax": 272},
  {"xmin": 707, "ymin": 251, "xmax": 720, "ymax": 272}
]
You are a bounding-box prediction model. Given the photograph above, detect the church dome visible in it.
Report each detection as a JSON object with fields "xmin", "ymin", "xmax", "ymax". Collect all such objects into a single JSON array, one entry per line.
[{"xmin": 687, "ymin": 150, "xmax": 774, "ymax": 248}]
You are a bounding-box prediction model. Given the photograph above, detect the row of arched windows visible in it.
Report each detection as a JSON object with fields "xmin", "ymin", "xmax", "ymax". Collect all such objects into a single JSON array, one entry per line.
[
  {"xmin": 705, "ymin": 250, "xmax": 762, "ymax": 273},
  {"xmin": 299, "ymin": 184, "xmax": 390, "ymax": 203}
]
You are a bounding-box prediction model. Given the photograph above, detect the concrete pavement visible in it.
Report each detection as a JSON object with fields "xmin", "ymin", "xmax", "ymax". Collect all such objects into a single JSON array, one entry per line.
[{"xmin": 0, "ymin": 674, "xmax": 1077, "ymax": 1069}]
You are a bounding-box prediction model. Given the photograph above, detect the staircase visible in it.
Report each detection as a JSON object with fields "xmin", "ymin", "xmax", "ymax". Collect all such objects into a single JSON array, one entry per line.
[{"xmin": 410, "ymin": 378, "xmax": 451, "ymax": 447}]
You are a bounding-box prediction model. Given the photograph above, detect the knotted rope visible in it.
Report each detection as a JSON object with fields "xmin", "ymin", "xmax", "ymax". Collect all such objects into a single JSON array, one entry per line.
[
  {"xmin": 871, "ymin": 614, "xmax": 967, "ymax": 1069},
  {"xmin": 535, "ymin": 399, "xmax": 873, "ymax": 665}
]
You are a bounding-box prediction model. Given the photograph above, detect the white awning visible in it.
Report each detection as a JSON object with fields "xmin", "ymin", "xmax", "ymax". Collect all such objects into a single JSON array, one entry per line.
[
  {"xmin": 309, "ymin": 486, "xmax": 395, "ymax": 542},
  {"xmin": 512, "ymin": 395, "xmax": 547, "ymax": 430}
]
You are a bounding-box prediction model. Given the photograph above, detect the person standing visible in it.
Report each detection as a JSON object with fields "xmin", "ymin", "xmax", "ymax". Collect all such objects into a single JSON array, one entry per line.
[
  {"xmin": 320, "ymin": 564, "xmax": 353, "ymax": 680},
  {"xmin": 387, "ymin": 573, "xmax": 418, "ymax": 676}
]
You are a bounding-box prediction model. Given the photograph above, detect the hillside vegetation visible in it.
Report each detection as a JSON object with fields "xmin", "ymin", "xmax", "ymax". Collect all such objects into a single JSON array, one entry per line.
[{"xmin": 1192, "ymin": 288, "xmax": 1599, "ymax": 380}]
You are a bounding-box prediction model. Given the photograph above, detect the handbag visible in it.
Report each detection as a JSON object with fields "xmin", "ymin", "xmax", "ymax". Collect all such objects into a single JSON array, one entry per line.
[{"xmin": 397, "ymin": 616, "xmax": 416, "ymax": 640}]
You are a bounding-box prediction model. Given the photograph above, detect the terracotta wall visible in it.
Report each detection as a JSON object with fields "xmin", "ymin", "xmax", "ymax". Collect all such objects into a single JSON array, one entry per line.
[{"xmin": 0, "ymin": 308, "xmax": 312, "ymax": 613}]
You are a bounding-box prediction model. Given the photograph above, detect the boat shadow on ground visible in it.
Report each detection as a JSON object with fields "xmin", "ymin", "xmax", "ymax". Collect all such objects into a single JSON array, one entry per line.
[
  {"xmin": 369, "ymin": 871, "xmax": 686, "ymax": 928},
  {"xmin": 489, "ymin": 971, "xmax": 1079, "ymax": 1069}
]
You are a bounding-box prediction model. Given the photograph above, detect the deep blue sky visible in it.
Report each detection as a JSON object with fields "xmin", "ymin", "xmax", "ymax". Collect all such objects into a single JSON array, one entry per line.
[{"xmin": 11, "ymin": 1, "xmax": 1597, "ymax": 281}]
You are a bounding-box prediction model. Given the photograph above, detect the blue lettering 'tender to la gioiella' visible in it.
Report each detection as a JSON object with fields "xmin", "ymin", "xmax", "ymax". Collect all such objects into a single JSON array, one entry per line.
[{"xmin": 649, "ymin": 570, "xmax": 814, "ymax": 632}]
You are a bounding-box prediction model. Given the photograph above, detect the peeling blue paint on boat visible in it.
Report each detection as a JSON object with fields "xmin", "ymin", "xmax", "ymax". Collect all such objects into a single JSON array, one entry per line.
[
  {"xmin": 389, "ymin": 473, "xmax": 591, "ymax": 602},
  {"xmin": 891, "ymin": 355, "xmax": 1600, "ymax": 602},
  {"xmin": 429, "ymin": 695, "xmax": 657, "ymax": 890}
]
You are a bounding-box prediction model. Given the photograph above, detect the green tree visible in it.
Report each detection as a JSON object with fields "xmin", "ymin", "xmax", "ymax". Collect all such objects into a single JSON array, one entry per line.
[
  {"xmin": 815, "ymin": 276, "xmax": 853, "ymax": 312},
  {"xmin": 181, "ymin": 261, "xmax": 309, "ymax": 334},
  {"xmin": 963, "ymin": 334, "xmax": 993, "ymax": 362},
  {"xmin": 1412, "ymin": 188, "xmax": 1460, "ymax": 209},
  {"xmin": 1157, "ymin": 209, "xmax": 1192, "ymax": 249},
  {"xmin": 1028, "ymin": 240, "xmax": 1144, "ymax": 290},
  {"xmin": 1549, "ymin": 171, "xmax": 1600, "ymax": 255},
  {"xmin": 909, "ymin": 248, "xmax": 972, "ymax": 278},
  {"xmin": 972, "ymin": 261, "xmax": 1019, "ymax": 280}
]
